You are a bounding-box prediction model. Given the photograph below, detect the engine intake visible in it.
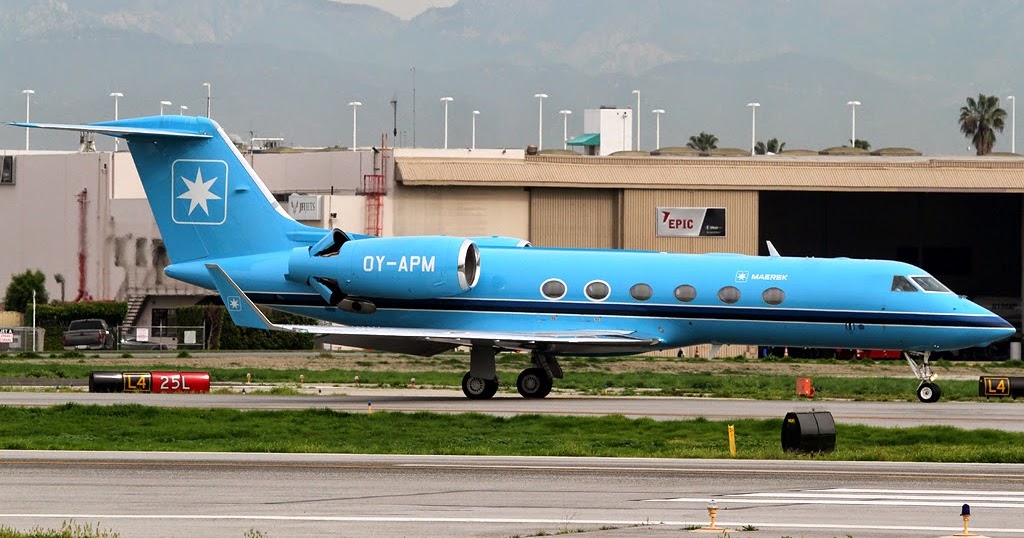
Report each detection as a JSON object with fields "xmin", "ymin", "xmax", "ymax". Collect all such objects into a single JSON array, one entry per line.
[{"xmin": 287, "ymin": 235, "xmax": 480, "ymax": 302}]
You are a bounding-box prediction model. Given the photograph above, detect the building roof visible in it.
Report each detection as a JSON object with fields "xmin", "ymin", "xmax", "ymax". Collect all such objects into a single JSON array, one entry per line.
[
  {"xmin": 566, "ymin": 133, "xmax": 600, "ymax": 146},
  {"xmin": 394, "ymin": 154, "xmax": 1024, "ymax": 192}
]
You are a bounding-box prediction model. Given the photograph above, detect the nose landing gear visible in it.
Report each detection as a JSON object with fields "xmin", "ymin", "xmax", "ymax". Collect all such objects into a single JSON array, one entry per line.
[{"xmin": 906, "ymin": 351, "xmax": 942, "ymax": 403}]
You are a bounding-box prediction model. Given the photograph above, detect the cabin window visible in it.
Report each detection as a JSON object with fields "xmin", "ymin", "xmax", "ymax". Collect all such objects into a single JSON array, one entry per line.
[
  {"xmin": 762, "ymin": 287, "xmax": 785, "ymax": 305},
  {"xmin": 912, "ymin": 276, "xmax": 952, "ymax": 293},
  {"xmin": 674, "ymin": 284, "xmax": 697, "ymax": 302},
  {"xmin": 718, "ymin": 286, "xmax": 741, "ymax": 304},
  {"xmin": 891, "ymin": 275, "xmax": 918, "ymax": 292},
  {"xmin": 629, "ymin": 283, "xmax": 653, "ymax": 301},
  {"xmin": 540, "ymin": 279, "xmax": 567, "ymax": 300},
  {"xmin": 584, "ymin": 280, "xmax": 610, "ymax": 301}
]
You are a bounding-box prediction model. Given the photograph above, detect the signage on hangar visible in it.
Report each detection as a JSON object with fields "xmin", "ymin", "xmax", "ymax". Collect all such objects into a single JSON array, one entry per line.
[{"xmin": 656, "ymin": 207, "xmax": 726, "ymax": 237}]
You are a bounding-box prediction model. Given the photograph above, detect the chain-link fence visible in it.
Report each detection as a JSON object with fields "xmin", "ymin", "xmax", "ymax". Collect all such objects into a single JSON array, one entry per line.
[
  {"xmin": 117, "ymin": 326, "xmax": 206, "ymax": 351},
  {"xmin": 0, "ymin": 327, "xmax": 45, "ymax": 352}
]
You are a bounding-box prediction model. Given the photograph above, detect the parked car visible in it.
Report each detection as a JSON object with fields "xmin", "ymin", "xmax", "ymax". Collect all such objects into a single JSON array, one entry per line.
[{"xmin": 63, "ymin": 319, "xmax": 114, "ymax": 350}]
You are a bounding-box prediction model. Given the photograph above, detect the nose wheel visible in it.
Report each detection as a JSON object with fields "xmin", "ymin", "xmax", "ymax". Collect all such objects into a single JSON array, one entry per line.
[{"xmin": 905, "ymin": 351, "xmax": 942, "ymax": 403}]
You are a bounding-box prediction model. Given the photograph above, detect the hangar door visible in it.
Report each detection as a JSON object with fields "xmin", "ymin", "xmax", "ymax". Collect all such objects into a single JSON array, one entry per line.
[{"xmin": 529, "ymin": 188, "xmax": 620, "ymax": 248}]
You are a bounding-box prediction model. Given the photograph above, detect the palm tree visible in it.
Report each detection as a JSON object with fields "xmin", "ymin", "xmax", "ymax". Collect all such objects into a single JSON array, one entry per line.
[
  {"xmin": 686, "ymin": 132, "xmax": 718, "ymax": 151},
  {"xmin": 959, "ymin": 94, "xmax": 1006, "ymax": 155},
  {"xmin": 755, "ymin": 138, "xmax": 786, "ymax": 155}
]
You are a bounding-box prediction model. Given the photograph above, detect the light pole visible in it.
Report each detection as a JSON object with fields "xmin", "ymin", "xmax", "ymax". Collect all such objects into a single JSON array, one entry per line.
[
  {"xmin": 471, "ymin": 110, "xmax": 479, "ymax": 150},
  {"xmin": 747, "ymin": 102, "xmax": 760, "ymax": 156},
  {"xmin": 632, "ymin": 89, "xmax": 641, "ymax": 150},
  {"xmin": 110, "ymin": 92, "xmax": 123, "ymax": 151},
  {"xmin": 203, "ymin": 82, "xmax": 212, "ymax": 117},
  {"xmin": 847, "ymin": 100, "xmax": 861, "ymax": 147},
  {"xmin": 1009, "ymin": 95, "xmax": 1016, "ymax": 154},
  {"xmin": 652, "ymin": 109, "xmax": 665, "ymax": 150},
  {"xmin": 22, "ymin": 89, "xmax": 34, "ymax": 150},
  {"xmin": 348, "ymin": 101, "xmax": 362, "ymax": 150},
  {"xmin": 160, "ymin": 100, "xmax": 172, "ymax": 115},
  {"xmin": 559, "ymin": 110, "xmax": 572, "ymax": 150},
  {"xmin": 179, "ymin": 105, "xmax": 188, "ymax": 115},
  {"xmin": 440, "ymin": 96, "xmax": 453, "ymax": 149},
  {"xmin": 534, "ymin": 93, "xmax": 548, "ymax": 150}
]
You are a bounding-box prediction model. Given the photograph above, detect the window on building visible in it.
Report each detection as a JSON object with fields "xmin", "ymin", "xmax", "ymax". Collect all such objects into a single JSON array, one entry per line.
[
  {"xmin": 151, "ymin": 308, "xmax": 177, "ymax": 337},
  {"xmin": 0, "ymin": 156, "xmax": 13, "ymax": 185}
]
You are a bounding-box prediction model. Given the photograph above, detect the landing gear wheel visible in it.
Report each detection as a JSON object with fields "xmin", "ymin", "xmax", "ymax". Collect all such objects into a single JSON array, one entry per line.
[
  {"xmin": 516, "ymin": 368, "xmax": 553, "ymax": 399},
  {"xmin": 917, "ymin": 382, "xmax": 942, "ymax": 403},
  {"xmin": 462, "ymin": 372, "xmax": 499, "ymax": 400}
]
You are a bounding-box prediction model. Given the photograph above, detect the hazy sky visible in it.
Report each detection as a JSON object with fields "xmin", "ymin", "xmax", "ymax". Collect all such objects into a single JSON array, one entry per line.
[{"xmin": 336, "ymin": 0, "xmax": 457, "ymax": 19}]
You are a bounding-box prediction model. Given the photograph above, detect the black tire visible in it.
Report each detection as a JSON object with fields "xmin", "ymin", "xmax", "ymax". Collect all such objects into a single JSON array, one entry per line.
[
  {"xmin": 917, "ymin": 382, "xmax": 942, "ymax": 403},
  {"xmin": 516, "ymin": 367, "xmax": 552, "ymax": 399},
  {"xmin": 462, "ymin": 372, "xmax": 499, "ymax": 400}
]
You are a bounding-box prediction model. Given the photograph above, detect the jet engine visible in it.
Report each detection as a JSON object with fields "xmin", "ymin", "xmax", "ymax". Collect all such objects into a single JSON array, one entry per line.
[{"xmin": 287, "ymin": 232, "xmax": 480, "ymax": 309}]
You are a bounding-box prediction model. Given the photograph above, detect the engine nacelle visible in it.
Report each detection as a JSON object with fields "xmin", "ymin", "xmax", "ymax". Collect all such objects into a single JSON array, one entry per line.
[{"xmin": 287, "ymin": 235, "xmax": 480, "ymax": 300}]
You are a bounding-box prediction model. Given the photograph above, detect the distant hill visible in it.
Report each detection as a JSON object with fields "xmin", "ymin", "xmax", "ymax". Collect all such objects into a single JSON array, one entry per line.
[{"xmin": 1, "ymin": 0, "xmax": 1021, "ymax": 154}]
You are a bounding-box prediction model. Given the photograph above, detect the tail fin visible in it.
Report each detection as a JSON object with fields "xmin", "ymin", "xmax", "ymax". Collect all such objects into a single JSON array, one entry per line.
[{"xmin": 11, "ymin": 116, "xmax": 322, "ymax": 263}]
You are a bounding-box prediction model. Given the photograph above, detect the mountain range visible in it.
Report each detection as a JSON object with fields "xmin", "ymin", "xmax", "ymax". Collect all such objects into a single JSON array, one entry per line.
[{"xmin": 2, "ymin": 0, "xmax": 1022, "ymax": 153}]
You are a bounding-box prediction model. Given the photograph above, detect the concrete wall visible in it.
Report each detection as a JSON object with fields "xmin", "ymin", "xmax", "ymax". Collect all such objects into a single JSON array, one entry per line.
[{"xmin": 392, "ymin": 185, "xmax": 529, "ymax": 238}]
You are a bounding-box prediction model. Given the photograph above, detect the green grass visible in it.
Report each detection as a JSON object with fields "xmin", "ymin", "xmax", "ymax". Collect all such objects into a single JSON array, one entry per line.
[
  {"xmin": 2, "ymin": 404, "xmax": 1024, "ymax": 462},
  {"xmin": 0, "ymin": 521, "xmax": 119, "ymax": 538}
]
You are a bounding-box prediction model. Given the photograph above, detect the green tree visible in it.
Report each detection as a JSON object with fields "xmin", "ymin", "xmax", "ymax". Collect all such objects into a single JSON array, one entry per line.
[
  {"xmin": 686, "ymin": 132, "xmax": 719, "ymax": 151},
  {"xmin": 755, "ymin": 138, "xmax": 786, "ymax": 155},
  {"xmin": 851, "ymin": 139, "xmax": 871, "ymax": 150},
  {"xmin": 3, "ymin": 269, "xmax": 49, "ymax": 313},
  {"xmin": 959, "ymin": 94, "xmax": 1006, "ymax": 155}
]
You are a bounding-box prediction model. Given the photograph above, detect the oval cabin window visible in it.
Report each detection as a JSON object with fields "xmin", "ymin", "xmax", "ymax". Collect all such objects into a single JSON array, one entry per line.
[
  {"xmin": 584, "ymin": 280, "xmax": 610, "ymax": 301},
  {"xmin": 761, "ymin": 287, "xmax": 785, "ymax": 305},
  {"xmin": 717, "ymin": 286, "xmax": 741, "ymax": 304},
  {"xmin": 540, "ymin": 279, "xmax": 566, "ymax": 300},
  {"xmin": 629, "ymin": 283, "xmax": 653, "ymax": 301},
  {"xmin": 674, "ymin": 285, "xmax": 697, "ymax": 302}
]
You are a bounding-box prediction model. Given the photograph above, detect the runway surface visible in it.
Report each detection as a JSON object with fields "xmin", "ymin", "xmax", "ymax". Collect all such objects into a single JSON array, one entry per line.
[
  {"xmin": 0, "ymin": 451, "xmax": 1020, "ymax": 537},
  {"xmin": 1, "ymin": 388, "xmax": 1023, "ymax": 430}
]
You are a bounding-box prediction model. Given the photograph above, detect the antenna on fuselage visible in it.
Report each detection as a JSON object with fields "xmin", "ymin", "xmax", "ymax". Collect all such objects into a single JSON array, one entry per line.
[{"xmin": 766, "ymin": 240, "xmax": 781, "ymax": 257}]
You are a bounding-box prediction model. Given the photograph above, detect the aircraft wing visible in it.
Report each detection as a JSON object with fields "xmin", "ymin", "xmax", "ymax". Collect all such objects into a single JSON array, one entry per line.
[{"xmin": 205, "ymin": 264, "xmax": 662, "ymax": 356}]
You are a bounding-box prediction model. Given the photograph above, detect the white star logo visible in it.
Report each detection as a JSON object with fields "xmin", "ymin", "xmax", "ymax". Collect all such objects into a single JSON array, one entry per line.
[
  {"xmin": 228, "ymin": 297, "xmax": 241, "ymax": 311},
  {"xmin": 177, "ymin": 168, "xmax": 222, "ymax": 215}
]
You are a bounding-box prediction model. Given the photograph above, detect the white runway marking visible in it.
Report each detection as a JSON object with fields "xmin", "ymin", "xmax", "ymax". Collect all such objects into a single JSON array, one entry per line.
[
  {"xmin": 0, "ymin": 514, "xmax": 1021, "ymax": 535},
  {"xmin": 648, "ymin": 487, "xmax": 1024, "ymax": 509}
]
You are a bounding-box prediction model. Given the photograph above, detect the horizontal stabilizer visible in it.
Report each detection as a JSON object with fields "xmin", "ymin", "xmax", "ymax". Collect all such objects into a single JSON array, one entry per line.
[{"xmin": 8, "ymin": 120, "xmax": 212, "ymax": 139}]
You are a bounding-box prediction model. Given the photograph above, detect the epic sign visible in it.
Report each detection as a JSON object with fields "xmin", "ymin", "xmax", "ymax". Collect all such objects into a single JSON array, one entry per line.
[{"xmin": 656, "ymin": 207, "xmax": 726, "ymax": 237}]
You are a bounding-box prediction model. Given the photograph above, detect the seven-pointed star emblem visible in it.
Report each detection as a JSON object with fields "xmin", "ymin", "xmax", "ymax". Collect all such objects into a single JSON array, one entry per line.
[{"xmin": 177, "ymin": 168, "xmax": 222, "ymax": 215}]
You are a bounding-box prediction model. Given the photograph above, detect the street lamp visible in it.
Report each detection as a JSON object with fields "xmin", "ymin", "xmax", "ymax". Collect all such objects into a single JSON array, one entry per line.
[
  {"xmin": 559, "ymin": 110, "xmax": 572, "ymax": 150},
  {"xmin": 471, "ymin": 110, "xmax": 480, "ymax": 150},
  {"xmin": 179, "ymin": 105, "xmax": 188, "ymax": 115},
  {"xmin": 203, "ymin": 82, "xmax": 212, "ymax": 117},
  {"xmin": 534, "ymin": 93, "xmax": 548, "ymax": 150},
  {"xmin": 22, "ymin": 89, "xmax": 34, "ymax": 151},
  {"xmin": 652, "ymin": 109, "xmax": 665, "ymax": 150},
  {"xmin": 110, "ymin": 92, "xmax": 124, "ymax": 151},
  {"xmin": 746, "ymin": 102, "xmax": 760, "ymax": 156},
  {"xmin": 1009, "ymin": 95, "xmax": 1016, "ymax": 154},
  {"xmin": 440, "ymin": 96, "xmax": 453, "ymax": 149},
  {"xmin": 348, "ymin": 101, "xmax": 362, "ymax": 150},
  {"xmin": 160, "ymin": 100, "xmax": 172, "ymax": 115},
  {"xmin": 632, "ymin": 89, "xmax": 641, "ymax": 150},
  {"xmin": 847, "ymin": 100, "xmax": 861, "ymax": 147}
]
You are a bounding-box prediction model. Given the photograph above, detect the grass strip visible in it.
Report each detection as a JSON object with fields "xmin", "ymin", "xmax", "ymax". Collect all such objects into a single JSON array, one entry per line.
[
  {"xmin": 0, "ymin": 360, "xmax": 1002, "ymax": 401},
  {"xmin": 2, "ymin": 404, "xmax": 1024, "ymax": 462}
]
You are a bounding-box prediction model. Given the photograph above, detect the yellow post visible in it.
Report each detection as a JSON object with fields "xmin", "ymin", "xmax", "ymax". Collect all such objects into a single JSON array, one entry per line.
[
  {"xmin": 354, "ymin": 375, "xmax": 360, "ymax": 387},
  {"xmin": 299, "ymin": 374, "xmax": 305, "ymax": 385},
  {"xmin": 367, "ymin": 400, "xmax": 373, "ymax": 414},
  {"xmin": 728, "ymin": 425, "xmax": 736, "ymax": 457},
  {"xmin": 245, "ymin": 372, "xmax": 251, "ymax": 384},
  {"xmin": 410, "ymin": 377, "xmax": 416, "ymax": 388}
]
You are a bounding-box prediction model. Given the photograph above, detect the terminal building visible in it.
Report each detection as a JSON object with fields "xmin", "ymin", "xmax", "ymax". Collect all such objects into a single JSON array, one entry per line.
[{"xmin": 2, "ymin": 133, "xmax": 1023, "ymax": 356}]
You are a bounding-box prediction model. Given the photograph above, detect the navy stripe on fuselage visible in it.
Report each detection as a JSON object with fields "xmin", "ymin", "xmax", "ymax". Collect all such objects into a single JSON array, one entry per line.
[{"xmin": 244, "ymin": 293, "xmax": 1007, "ymax": 329}]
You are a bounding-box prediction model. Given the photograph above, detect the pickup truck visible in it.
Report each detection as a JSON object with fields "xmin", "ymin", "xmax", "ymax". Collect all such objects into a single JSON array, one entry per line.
[{"xmin": 63, "ymin": 319, "xmax": 114, "ymax": 350}]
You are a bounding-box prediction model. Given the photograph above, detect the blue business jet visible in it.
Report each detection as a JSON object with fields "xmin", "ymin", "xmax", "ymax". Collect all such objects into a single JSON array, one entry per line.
[{"xmin": 11, "ymin": 116, "xmax": 1015, "ymax": 402}]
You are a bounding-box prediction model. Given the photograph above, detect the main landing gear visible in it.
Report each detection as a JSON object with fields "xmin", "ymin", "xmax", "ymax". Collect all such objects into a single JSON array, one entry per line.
[
  {"xmin": 460, "ymin": 347, "xmax": 563, "ymax": 400},
  {"xmin": 905, "ymin": 351, "xmax": 942, "ymax": 403}
]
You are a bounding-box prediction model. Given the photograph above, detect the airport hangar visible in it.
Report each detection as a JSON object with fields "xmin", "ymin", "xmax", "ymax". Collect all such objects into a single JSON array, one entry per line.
[{"xmin": 2, "ymin": 146, "xmax": 1023, "ymax": 356}]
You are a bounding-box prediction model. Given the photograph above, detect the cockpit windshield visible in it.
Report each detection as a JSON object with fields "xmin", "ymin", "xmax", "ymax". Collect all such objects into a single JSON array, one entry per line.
[
  {"xmin": 891, "ymin": 275, "xmax": 918, "ymax": 292},
  {"xmin": 911, "ymin": 276, "xmax": 952, "ymax": 293}
]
